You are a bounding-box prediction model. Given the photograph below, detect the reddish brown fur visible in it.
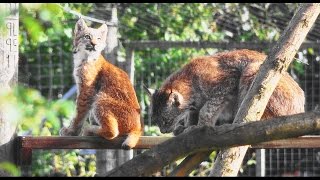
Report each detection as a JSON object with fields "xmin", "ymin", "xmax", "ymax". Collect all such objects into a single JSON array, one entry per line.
[
  {"xmin": 60, "ymin": 19, "xmax": 142, "ymax": 149},
  {"xmin": 150, "ymin": 49, "xmax": 305, "ymax": 134},
  {"xmin": 62, "ymin": 55, "xmax": 142, "ymax": 149},
  {"xmin": 85, "ymin": 55, "xmax": 141, "ymax": 133}
]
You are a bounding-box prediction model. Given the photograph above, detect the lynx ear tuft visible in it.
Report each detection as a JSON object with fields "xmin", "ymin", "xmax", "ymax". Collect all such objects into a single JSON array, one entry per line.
[{"xmin": 74, "ymin": 18, "xmax": 88, "ymax": 35}]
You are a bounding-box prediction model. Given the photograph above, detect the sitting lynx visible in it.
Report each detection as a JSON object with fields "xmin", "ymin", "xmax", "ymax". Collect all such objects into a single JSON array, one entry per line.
[
  {"xmin": 146, "ymin": 49, "xmax": 305, "ymax": 135},
  {"xmin": 60, "ymin": 18, "xmax": 142, "ymax": 149}
]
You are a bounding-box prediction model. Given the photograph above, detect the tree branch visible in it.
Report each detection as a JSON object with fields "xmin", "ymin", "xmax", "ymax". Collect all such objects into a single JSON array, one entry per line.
[
  {"xmin": 106, "ymin": 112, "xmax": 320, "ymax": 176},
  {"xmin": 168, "ymin": 151, "xmax": 212, "ymax": 176}
]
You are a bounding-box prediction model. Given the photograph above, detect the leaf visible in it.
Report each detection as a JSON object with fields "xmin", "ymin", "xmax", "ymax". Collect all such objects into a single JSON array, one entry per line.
[
  {"xmin": 209, "ymin": 151, "xmax": 217, "ymax": 161},
  {"xmin": 20, "ymin": 16, "xmax": 44, "ymax": 43},
  {"xmin": 0, "ymin": 162, "xmax": 21, "ymax": 176},
  {"xmin": 307, "ymin": 48, "xmax": 314, "ymax": 55},
  {"xmin": 246, "ymin": 159, "xmax": 256, "ymax": 166}
]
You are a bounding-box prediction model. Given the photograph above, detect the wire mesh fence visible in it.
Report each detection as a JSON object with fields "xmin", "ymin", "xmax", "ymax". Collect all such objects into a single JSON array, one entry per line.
[{"xmin": 19, "ymin": 38, "xmax": 320, "ymax": 176}]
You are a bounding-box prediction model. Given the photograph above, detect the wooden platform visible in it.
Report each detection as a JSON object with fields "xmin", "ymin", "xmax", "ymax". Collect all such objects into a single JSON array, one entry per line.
[{"xmin": 16, "ymin": 135, "xmax": 320, "ymax": 176}]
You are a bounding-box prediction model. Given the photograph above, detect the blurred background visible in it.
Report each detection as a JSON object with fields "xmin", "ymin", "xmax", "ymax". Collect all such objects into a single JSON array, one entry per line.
[{"xmin": 1, "ymin": 3, "xmax": 320, "ymax": 177}]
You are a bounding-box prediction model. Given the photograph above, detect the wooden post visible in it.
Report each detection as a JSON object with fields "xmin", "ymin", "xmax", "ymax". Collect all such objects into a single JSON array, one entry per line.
[
  {"xmin": 0, "ymin": 3, "xmax": 19, "ymax": 177},
  {"xmin": 113, "ymin": 48, "xmax": 136, "ymax": 167},
  {"xmin": 256, "ymin": 149, "xmax": 266, "ymax": 177},
  {"xmin": 103, "ymin": 4, "xmax": 118, "ymax": 65},
  {"xmin": 125, "ymin": 48, "xmax": 135, "ymax": 83},
  {"xmin": 96, "ymin": 4, "xmax": 133, "ymax": 176},
  {"xmin": 15, "ymin": 137, "xmax": 32, "ymax": 177}
]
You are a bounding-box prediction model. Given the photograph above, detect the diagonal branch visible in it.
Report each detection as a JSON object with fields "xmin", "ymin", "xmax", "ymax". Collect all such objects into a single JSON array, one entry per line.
[
  {"xmin": 106, "ymin": 112, "xmax": 320, "ymax": 176},
  {"xmin": 210, "ymin": 3, "xmax": 320, "ymax": 176}
]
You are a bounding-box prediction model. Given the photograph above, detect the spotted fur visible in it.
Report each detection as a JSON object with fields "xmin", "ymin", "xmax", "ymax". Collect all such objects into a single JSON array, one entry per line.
[
  {"xmin": 59, "ymin": 18, "xmax": 142, "ymax": 149},
  {"xmin": 148, "ymin": 49, "xmax": 305, "ymax": 135}
]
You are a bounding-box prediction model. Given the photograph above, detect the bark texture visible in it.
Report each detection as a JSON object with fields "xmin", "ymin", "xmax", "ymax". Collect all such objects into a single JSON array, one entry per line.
[
  {"xmin": 106, "ymin": 112, "xmax": 320, "ymax": 176},
  {"xmin": 210, "ymin": 3, "xmax": 320, "ymax": 176}
]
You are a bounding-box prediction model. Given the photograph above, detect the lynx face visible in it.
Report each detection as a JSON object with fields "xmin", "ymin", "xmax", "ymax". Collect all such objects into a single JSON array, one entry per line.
[
  {"xmin": 73, "ymin": 18, "xmax": 108, "ymax": 61},
  {"xmin": 150, "ymin": 89, "xmax": 184, "ymax": 133}
]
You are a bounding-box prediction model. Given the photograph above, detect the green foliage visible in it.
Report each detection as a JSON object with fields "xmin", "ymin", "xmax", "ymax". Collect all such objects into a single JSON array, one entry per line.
[
  {"xmin": 144, "ymin": 125, "xmax": 162, "ymax": 136},
  {"xmin": 20, "ymin": 4, "xmax": 89, "ymax": 45},
  {"xmin": 32, "ymin": 150, "xmax": 96, "ymax": 177},
  {"xmin": 0, "ymin": 85, "xmax": 97, "ymax": 176},
  {"xmin": 0, "ymin": 85, "xmax": 74, "ymax": 136},
  {"xmin": 239, "ymin": 152, "xmax": 256, "ymax": 174},
  {"xmin": 119, "ymin": 3, "xmax": 224, "ymax": 41},
  {"xmin": 292, "ymin": 60, "xmax": 305, "ymax": 76},
  {"xmin": 0, "ymin": 162, "xmax": 21, "ymax": 176}
]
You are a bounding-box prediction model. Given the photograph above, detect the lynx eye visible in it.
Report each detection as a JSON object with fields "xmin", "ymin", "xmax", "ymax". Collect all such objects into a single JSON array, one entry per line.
[{"xmin": 84, "ymin": 35, "xmax": 91, "ymax": 39}]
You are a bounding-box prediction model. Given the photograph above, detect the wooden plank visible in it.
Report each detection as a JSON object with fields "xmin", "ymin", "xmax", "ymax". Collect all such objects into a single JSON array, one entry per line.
[
  {"xmin": 17, "ymin": 136, "xmax": 172, "ymax": 150},
  {"xmin": 17, "ymin": 135, "xmax": 320, "ymax": 150},
  {"xmin": 15, "ymin": 135, "xmax": 320, "ymax": 176},
  {"xmin": 123, "ymin": 41, "xmax": 320, "ymax": 51},
  {"xmin": 123, "ymin": 41, "xmax": 270, "ymax": 50},
  {"xmin": 251, "ymin": 135, "xmax": 320, "ymax": 149}
]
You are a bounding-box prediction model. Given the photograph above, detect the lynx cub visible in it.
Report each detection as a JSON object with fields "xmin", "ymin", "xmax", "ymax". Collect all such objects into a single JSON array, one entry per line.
[
  {"xmin": 59, "ymin": 18, "xmax": 142, "ymax": 149},
  {"xmin": 146, "ymin": 49, "xmax": 305, "ymax": 135}
]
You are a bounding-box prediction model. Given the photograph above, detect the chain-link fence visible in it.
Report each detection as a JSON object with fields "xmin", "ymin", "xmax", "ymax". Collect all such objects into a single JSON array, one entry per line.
[{"xmin": 19, "ymin": 37, "xmax": 320, "ymax": 176}]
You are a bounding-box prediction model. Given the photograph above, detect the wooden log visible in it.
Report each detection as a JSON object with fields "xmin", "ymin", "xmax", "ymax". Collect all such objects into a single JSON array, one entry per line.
[{"xmin": 106, "ymin": 112, "xmax": 320, "ymax": 176}]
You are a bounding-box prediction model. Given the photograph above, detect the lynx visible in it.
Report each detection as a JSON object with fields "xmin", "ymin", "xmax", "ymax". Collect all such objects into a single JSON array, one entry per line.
[
  {"xmin": 60, "ymin": 18, "xmax": 142, "ymax": 149},
  {"xmin": 146, "ymin": 49, "xmax": 305, "ymax": 135}
]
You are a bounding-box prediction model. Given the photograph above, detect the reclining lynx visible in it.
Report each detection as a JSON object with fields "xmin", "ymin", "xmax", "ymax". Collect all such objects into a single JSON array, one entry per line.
[
  {"xmin": 146, "ymin": 49, "xmax": 305, "ymax": 135},
  {"xmin": 60, "ymin": 18, "xmax": 142, "ymax": 149}
]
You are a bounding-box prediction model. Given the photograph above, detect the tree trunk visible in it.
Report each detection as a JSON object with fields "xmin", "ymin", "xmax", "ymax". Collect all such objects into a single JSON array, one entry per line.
[
  {"xmin": 210, "ymin": 3, "xmax": 320, "ymax": 177},
  {"xmin": 0, "ymin": 3, "xmax": 19, "ymax": 176},
  {"xmin": 106, "ymin": 111, "xmax": 320, "ymax": 176}
]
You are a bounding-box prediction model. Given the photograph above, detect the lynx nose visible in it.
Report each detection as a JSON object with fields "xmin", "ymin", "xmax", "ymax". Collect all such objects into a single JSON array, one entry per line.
[
  {"xmin": 91, "ymin": 39, "xmax": 97, "ymax": 46},
  {"xmin": 86, "ymin": 40, "xmax": 97, "ymax": 51}
]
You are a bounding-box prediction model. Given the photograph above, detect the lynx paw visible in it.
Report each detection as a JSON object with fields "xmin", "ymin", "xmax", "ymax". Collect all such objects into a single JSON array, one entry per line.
[
  {"xmin": 59, "ymin": 127, "xmax": 81, "ymax": 136},
  {"xmin": 172, "ymin": 109, "xmax": 199, "ymax": 136},
  {"xmin": 82, "ymin": 128, "xmax": 96, "ymax": 136},
  {"xmin": 173, "ymin": 124, "xmax": 185, "ymax": 136},
  {"xmin": 182, "ymin": 125, "xmax": 198, "ymax": 134},
  {"xmin": 121, "ymin": 143, "xmax": 132, "ymax": 150},
  {"xmin": 173, "ymin": 118, "xmax": 186, "ymax": 136}
]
